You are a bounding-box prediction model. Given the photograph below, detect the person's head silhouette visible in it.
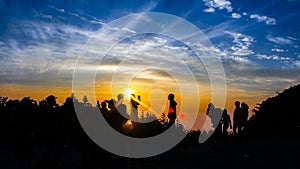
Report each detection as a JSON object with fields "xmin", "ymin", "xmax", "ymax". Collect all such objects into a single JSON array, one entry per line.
[
  {"xmin": 117, "ymin": 94, "xmax": 124, "ymax": 102},
  {"xmin": 223, "ymin": 109, "xmax": 228, "ymax": 116},
  {"xmin": 107, "ymin": 99, "xmax": 116, "ymax": 109},
  {"xmin": 206, "ymin": 103, "xmax": 215, "ymax": 115},
  {"xmin": 101, "ymin": 101, "xmax": 107, "ymax": 109},
  {"xmin": 208, "ymin": 103, "xmax": 215, "ymax": 109},
  {"xmin": 241, "ymin": 102, "xmax": 248, "ymax": 110},
  {"xmin": 168, "ymin": 93, "xmax": 175, "ymax": 100},
  {"xmin": 235, "ymin": 101, "xmax": 240, "ymax": 108}
]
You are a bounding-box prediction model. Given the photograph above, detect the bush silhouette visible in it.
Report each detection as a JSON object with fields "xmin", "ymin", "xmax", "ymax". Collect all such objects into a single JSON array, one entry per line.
[{"xmin": 246, "ymin": 84, "xmax": 300, "ymax": 137}]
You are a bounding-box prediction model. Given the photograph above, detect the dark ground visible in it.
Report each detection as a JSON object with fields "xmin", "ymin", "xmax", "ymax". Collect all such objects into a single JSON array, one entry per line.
[{"xmin": 1, "ymin": 135, "xmax": 299, "ymax": 169}]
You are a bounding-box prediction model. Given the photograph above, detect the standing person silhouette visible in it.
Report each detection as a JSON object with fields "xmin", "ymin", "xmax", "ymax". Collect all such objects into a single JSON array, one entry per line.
[
  {"xmin": 99, "ymin": 101, "xmax": 109, "ymax": 119},
  {"xmin": 205, "ymin": 103, "xmax": 222, "ymax": 144},
  {"xmin": 221, "ymin": 109, "xmax": 232, "ymax": 136},
  {"xmin": 110, "ymin": 94, "xmax": 129, "ymax": 133},
  {"xmin": 167, "ymin": 94, "xmax": 177, "ymax": 126},
  {"xmin": 241, "ymin": 102, "xmax": 249, "ymax": 133},
  {"xmin": 233, "ymin": 101, "xmax": 243, "ymax": 136},
  {"xmin": 130, "ymin": 94, "xmax": 140, "ymax": 122},
  {"xmin": 116, "ymin": 94, "xmax": 127, "ymax": 118}
]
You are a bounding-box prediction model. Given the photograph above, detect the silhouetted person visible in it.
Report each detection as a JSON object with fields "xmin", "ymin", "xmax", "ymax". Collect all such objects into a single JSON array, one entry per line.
[
  {"xmin": 206, "ymin": 103, "xmax": 221, "ymax": 131},
  {"xmin": 100, "ymin": 101, "xmax": 108, "ymax": 112},
  {"xmin": 99, "ymin": 101, "xmax": 109, "ymax": 119},
  {"xmin": 107, "ymin": 99, "xmax": 116, "ymax": 111},
  {"xmin": 97, "ymin": 100, "xmax": 101, "ymax": 109},
  {"xmin": 42, "ymin": 95, "xmax": 63, "ymax": 168},
  {"xmin": 206, "ymin": 103, "xmax": 222, "ymax": 143},
  {"xmin": 206, "ymin": 103, "xmax": 215, "ymax": 115},
  {"xmin": 108, "ymin": 94, "xmax": 130, "ymax": 133},
  {"xmin": 168, "ymin": 93, "xmax": 177, "ymax": 126},
  {"xmin": 130, "ymin": 94, "xmax": 140, "ymax": 122},
  {"xmin": 221, "ymin": 109, "xmax": 232, "ymax": 136},
  {"xmin": 61, "ymin": 97, "xmax": 77, "ymax": 147},
  {"xmin": 233, "ymin": 101, "xmax": 243, "ymax": 136},
  {"xmin": 241, "ymin": 102, "xmax": 249, "ymax": 133},
  {"xmin": 116, "ymin": 94, "xmax": 128, "ymax": 119}
]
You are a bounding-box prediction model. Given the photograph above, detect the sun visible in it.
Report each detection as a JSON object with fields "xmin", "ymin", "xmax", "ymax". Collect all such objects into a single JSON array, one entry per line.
[{"xmin": 124, "ymin": 88, "xmax": 133, "ymax": 99}]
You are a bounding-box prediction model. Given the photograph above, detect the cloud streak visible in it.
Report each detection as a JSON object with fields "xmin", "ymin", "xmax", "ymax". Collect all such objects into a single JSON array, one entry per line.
[
  {"xmin": 267, "ymin": 35, "xmax": 294, "ymax": 45},
  {"xmin": 250, "ymin": 14, "xmax": 276, "ymax": 25}
]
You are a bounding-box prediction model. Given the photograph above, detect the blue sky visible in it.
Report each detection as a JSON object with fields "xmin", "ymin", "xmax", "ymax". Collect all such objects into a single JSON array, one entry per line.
[{"xmin": 0, "ymin": 0, "xmax": 300, "ymax": 109}]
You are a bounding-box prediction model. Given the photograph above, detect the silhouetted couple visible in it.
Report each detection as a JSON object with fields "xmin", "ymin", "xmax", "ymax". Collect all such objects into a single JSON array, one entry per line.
[
  {"xmin": 233, "ymin": 101, "xmax": 249, "ymax": 136},
  {"xmin": 206, "ymin": 103, "xmax": 232, "ymax": 139}
]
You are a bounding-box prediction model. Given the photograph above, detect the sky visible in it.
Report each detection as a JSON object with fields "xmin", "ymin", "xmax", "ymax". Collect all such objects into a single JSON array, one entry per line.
[{"xmin": 0, "ymin": 0, "xmax": 300, "ymax": 129}]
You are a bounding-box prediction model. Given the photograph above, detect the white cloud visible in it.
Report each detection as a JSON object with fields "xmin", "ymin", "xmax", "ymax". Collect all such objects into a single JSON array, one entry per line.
[
  {"xmin": 203, "ymin": 7, "xmax": 215, "ymax": 12},
  {"xmin": 271, "ymin": 48, "xmax": 284, "ymax": 52},
  {"xmin": 250, "ymin": 14, "xmax": 276, "ymax": 25},
  {"xmin": 267, "ymin": 35, "xmax": 293, "ymax": 45},
  {"xmin": 227, "ymin": 55, "xmax": 249, "ymax": 62},
  {"xmin": 0, "ymin": 20, "xmax": 96, "ymax": 77},
  {"xmin": 226, "ymin": 31, "xmax": 254, "ymax": 56},
  {"xmin": 257, "ymin": 54, "xmax": 292, "ymax": 62},
  {"xmin": 121, "ymin": 27, "xmax": 136, "ymax": 33},
  {"xmin": 257, "ymin": 54, "xmax": 272, "ymax": 60},
  {"xmin": 202, "ymin": 0, "xmax": 233, "ymax": 12},
  {"xmin": 231, "ymin": 13, "xmax": 241, "ymax": 19}
]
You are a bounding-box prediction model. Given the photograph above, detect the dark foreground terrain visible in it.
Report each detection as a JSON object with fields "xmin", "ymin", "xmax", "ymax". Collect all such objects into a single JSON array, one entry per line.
[{"xmin": 1, "ymin": 135, "xmax": 299, "ymax": 169}]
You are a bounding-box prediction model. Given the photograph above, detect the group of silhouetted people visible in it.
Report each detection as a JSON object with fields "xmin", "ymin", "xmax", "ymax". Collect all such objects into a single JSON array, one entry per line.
[
  {"xmin": 97, "ymin": 93, "xmax": 178, "ymax": 135},
  {"xmin": 0, "ymin": 92, "xmax": 252, "ymax": 169},
  {"xmin": 206, "ymin": 101, "xmax": 249, "ymax": 140}
]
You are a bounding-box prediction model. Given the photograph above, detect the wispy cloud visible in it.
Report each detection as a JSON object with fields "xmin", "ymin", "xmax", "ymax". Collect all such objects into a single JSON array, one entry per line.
[
  {"xmin": 0, "ymin": 19, "xmax": 96, "ymax": 87},
  {"xmin": 47, "ymin": 5, "xmax": 105, "ymax": 26},
  {"xmin": 271, "ymin": 48, "xmax": 284, "ymax": 52},
  {"xmin": 267, "ymin": 35, "xmax": 293, "ymax": 45},
  {"xmin": 204, "ymin": 21, "xmax": 235, "ymax": 39},
  {"xmin": 257, "ymin": 54, "xmax": 292, "ymax": 62},
  {"xmin": 140, "ymin": 1, "xmax": 157, "ymax": 12},
  {"xmin": 250, "ymin": 14, "xmax": 276, "ymax": 25}
]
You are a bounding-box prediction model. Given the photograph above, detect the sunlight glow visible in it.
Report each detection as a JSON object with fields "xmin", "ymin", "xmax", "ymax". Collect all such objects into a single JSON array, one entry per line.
[
  {"xmin": 124, "ymin": 88, "xmax": 133, "ymax": 99},
  {"xmin": 125, "ymin": 120, "xmax": 132, "ymax": 126}
]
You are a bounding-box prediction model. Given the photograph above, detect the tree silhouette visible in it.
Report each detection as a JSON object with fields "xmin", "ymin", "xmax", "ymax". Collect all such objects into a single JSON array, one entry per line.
[{"xmin": 246, "ymin": 84, "xmax": 300, "ymax": 136}]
